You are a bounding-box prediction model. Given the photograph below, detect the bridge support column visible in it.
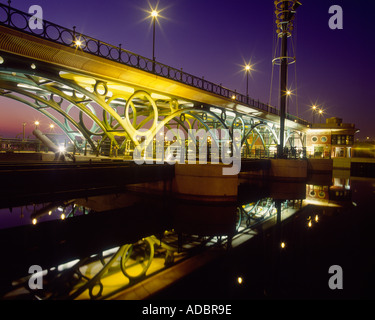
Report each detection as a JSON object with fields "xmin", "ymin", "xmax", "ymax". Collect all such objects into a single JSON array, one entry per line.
[{"xmin": 172, "ymin": 163, "xmax": 238, "ymax": 203}]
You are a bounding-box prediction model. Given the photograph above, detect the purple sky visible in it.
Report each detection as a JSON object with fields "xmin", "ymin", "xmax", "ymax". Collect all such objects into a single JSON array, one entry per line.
[{"xmin": 0, "ymin": 0, "xmax": 374, "ymax": 139}]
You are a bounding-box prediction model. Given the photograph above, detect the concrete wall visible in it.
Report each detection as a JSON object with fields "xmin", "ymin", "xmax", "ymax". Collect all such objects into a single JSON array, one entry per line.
[
  {"xmin": 269, "ymin": 159, "xmax": 307, "ymax": 181},
  {"xmin": 173, "ymin": 163, "xmax": 238, "ymax": 202},
  {"xmin": 307, "ymin": 158, "xmax": 333, "ymax": 172}
]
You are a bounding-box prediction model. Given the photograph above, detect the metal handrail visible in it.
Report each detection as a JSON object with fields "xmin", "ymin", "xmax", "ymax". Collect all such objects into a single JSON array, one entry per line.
[{"xmin": 0, "ymin": 3, "xmax": 309, "ymax": 126}]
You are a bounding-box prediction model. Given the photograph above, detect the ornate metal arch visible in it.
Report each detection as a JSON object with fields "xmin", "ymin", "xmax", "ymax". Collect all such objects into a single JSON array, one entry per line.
[
  {"xmin": 285, "ymin": 129, "xmax": 305, "ymax": 148},
  {"xmin": 0, "ymin": 52, "xmax": 306, "ymax": 159},
  {"xmin": 241, "ymin": 122, "xmax": 279, "ymax": 157}
]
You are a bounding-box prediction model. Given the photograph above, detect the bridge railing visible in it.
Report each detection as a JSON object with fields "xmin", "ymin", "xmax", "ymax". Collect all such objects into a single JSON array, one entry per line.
[{"xmin": 0, "ymin": 3, "xmax": 309, "ymax": 126}]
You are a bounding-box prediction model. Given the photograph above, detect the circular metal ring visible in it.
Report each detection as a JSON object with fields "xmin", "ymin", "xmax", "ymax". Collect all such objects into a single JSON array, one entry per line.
[
  {"xmin": 169, "ymin": 98, "xmax": 179, "ymax": 113},
  {"xmin": 94, "ymin": 81, "xmax": 108, "ymax": 96},
  {"xmin": 221, "ymin": 111, "xmax": 226, "ymax": 121},
  {"xmin": 272, "ymin": 56, "xmax": 296, "ymax": 65},
  {"xmin": 120, "ymin": 239, "xmax": 154, "ymax": 280},
  {"xmin": 89, "ymin": 281, "xmax": 104, "ymax": 299},
  {"xmin": 124, "ymin": 90, "xmax": 158, "ymax": 138},
  {"xmin": 180, "ymin": 113, "xmax": 185, "ymax": 123}
]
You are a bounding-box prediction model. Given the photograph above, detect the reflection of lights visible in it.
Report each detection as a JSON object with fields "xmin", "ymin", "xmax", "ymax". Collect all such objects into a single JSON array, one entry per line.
[
  {"xmin": 308, "ymin": 215, "xmax": 319, "ymax": 228},
  {"xmin": 32, "ymin": 218, "xmax": 37, "ymax": 225},
  {"xmin": 57, "ymin": 259, "xmax": 80, "ymax": 272},
  {"xmin": 280, "ymin": 242, "xmax": 286, "ymax": 249},
  {"xmin": 304, "ymin": 199, "xmax": 341, "ymax": 207},
  {"xmin": 48, "ymin": 211, "xmax": 52, "ymax": 215},
  {"xmin": 237, "ymin": 276, "xmax": 243, "ymax": 284},
  {"xmin": 61, "ymin": 213, "xmax": 66, "ymax": 220},
  {"xmin": 102, "ymin": 247, "xmax": 120, "ymax": 257},
  {"xmin": 31, "ymin": 63, "xmax": 36, "ymax": 70}
]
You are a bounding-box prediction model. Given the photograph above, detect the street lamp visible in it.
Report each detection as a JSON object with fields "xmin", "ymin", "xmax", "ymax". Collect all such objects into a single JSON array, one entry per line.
[
  {"xmin": 34, "ymin": 121, "xmax": 40, "ymax": 129},
  {"xmin": 319, "ymin": 109, "xmax": 323, "ymax": 123},
  {"xmin": 286, "ymin": 90, "xmax": 292, "ymax": 114},
  {"xmin": 244, "ymin": 65, "xmax": 251, "ymax": 103},
  {"xmin": 22, "ymin": 122, "xmax": 26, "ymax": 141},
  {"xmin": 312, "ymin": 105, "xmax": 317, "ymax": 124},
  {"xmin": 150, "ymin": 9, "xmax": 159, "ymax": 71}
]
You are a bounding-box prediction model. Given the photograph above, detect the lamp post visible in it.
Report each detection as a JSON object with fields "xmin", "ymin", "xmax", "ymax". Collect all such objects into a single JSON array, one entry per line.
[
  {"xmin": 319, "ymin": 109, "xmax": 323, "ymax": 123},
  {"xmin": 22, "ymin": 122, "xmax": 26, "ymax": 141},
  {"xmin": 244, "ymin": 65, "xmax": 251, "ymax": 103},
  {"xmin": 34, "ymin": 121, "xmax": 39, "ymax": 130},
  {"xmin": 286, "ymin": 90, "xmax": 291, "ymax": 114},
  {"xmin": 151, "ymin": 10, "xmax": 158, "ymax": 72},
  {"xmin": 312, "ymin": 105, "xmax": 317, "ymax": 124}
]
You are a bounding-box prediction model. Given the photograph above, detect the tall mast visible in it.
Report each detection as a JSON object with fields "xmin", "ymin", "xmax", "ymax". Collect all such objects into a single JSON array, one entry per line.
[{"xmin": 274, "ymin": 0, "xmax": 301, "ymax": 158}]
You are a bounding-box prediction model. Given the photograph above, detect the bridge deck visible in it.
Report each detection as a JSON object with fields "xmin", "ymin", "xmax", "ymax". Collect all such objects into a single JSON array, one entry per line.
[{"xmin": 0, "ymin": 9, "xmax": 307, "ymax": 131}]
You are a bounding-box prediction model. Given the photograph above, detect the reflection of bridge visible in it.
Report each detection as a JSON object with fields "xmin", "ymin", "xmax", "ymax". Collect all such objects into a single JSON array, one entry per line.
[
  {"xmin": 0, "ymin": 189, "xmax": 298, "ymax": 300},
  {"xmin": 0, "ymin": 4, "xmax": 308, "ymax": 158}
]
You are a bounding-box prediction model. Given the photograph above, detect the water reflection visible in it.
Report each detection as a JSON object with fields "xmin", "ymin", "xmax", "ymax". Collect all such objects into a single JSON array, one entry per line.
[{"xmin": 0, "ymin": 171, "xmax": 362, "ymax": 300}]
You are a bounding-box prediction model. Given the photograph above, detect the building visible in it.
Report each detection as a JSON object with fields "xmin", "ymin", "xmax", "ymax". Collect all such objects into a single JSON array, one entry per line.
[{"xmin": 306, "ymin": 117, "xmax": 358, "ymax": 158}]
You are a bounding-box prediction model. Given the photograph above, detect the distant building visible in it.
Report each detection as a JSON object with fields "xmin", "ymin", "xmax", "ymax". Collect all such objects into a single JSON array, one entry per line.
[{"xmin": 306, "ymin": 117, "xmax": 358, "ymax": 158}]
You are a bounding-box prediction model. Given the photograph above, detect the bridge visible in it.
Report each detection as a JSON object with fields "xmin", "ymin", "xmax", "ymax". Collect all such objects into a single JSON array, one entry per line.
[
  {"xmin": 0, "ymin": 3, "xmax": 345, "ymax": 301},
  {"xmin": 0, "ymin": 3, "xmax": 308, "ymax": 160}
]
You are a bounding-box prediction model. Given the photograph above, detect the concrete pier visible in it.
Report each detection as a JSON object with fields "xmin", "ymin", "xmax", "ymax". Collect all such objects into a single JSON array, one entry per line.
[{"xmin": 172, "ymin": 163, "xmax": 238, "ymax": 202}]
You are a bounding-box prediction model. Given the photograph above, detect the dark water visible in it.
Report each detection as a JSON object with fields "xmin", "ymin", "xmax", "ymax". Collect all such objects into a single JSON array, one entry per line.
[
  {"xmin": 0, "ymin": 172, "xmax": 374, "ymax": 300},
  {"xmin": 154, "ymin": 176, "xmax": 375, "ymax": 300}
]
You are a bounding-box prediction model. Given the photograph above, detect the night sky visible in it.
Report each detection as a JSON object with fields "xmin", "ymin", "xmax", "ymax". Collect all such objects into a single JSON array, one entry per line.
[{"xmin": 0, "ymin": 0, "xmax": 374, "ymax": 139}]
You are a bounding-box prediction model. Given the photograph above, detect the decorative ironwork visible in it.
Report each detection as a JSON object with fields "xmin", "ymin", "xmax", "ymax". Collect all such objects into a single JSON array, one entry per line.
[
  {"xmin": 0, "ymin": 3, "xmax": 308, "ymax": 158},
  {"xmin": 0, "ymin": 2, "xmax": 308, "ymax": 126}
]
